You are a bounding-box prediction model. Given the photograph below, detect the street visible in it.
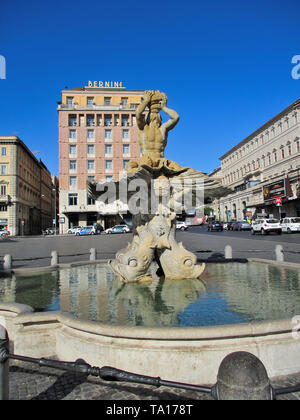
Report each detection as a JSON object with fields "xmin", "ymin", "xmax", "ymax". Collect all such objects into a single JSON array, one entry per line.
[{"xmin": 0, "ymin": 226, "xmax": 300, "ymax": 269}]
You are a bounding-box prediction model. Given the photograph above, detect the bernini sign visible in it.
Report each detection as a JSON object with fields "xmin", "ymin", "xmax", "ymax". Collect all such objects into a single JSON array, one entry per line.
[{"xmin": 86, "ymin": 81, "xmax": 125, "ymax": 88}]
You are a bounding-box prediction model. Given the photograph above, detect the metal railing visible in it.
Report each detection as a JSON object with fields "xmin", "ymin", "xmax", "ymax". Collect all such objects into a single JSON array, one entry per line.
[{"xmin": 0, "ymin": 327, "xmax": 299, "ymax": 400}]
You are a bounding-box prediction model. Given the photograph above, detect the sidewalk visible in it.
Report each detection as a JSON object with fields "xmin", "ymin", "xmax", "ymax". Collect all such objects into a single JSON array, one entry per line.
[{"xmin": 7, "ymin": 360, "xmax": 300, "ymax": 400}]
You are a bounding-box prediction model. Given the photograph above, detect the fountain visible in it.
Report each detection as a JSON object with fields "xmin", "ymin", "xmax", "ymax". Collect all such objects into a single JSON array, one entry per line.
[
  {"xmin": 1, "ymin": 91, "xmax": 300, "ymax": 385},
  {"xmin": 89, "ymin": 90, "xmax": 230, "ymax": 283}
]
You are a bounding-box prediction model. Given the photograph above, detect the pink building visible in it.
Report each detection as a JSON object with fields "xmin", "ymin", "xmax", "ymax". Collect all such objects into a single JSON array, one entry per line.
[{"xmin": 58, "ymin": 84, "xmax": 144, "ymax": 232}]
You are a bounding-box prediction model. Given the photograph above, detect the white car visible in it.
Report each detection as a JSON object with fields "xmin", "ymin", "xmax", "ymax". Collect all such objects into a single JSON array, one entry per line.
[
  {"xmin": 67, "ymin": 226, "xmax": 83, "ymax": 234},
  {"xmin": 104, "ymin": 224, "xmax": 130, "ymax": 234},
  {"xmin": 281, "ymin": 217, "xmax": 300, "ymax": 234},
  {"xmin": 251, "ymin": 219, "xmax": 282, "ymax": 235},
  {"xmin": 176, "ymin": 221, "xmax": 188, "ymax": 231},
  {"xmin": 0, "ymin": 229, "xmax": 10, "ymax": 237}
]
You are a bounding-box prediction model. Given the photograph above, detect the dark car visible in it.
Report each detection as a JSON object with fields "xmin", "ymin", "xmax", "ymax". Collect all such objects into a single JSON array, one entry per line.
[
  {"xmin": 226, "ymin": 221, "xmax": 235, "ymax": 231},
  {"xmin": 207, "ymin": 221, "xmax": 223, "ymax": 232}
]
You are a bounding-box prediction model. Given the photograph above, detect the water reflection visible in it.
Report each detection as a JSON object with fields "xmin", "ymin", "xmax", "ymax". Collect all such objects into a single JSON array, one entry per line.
[{"xmin": 1, "ymin": 262, "xmax": 300, "ymax": 327}]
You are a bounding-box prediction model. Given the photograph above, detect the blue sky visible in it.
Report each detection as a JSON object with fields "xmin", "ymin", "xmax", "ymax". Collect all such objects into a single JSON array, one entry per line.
[{"xmin": 0, "ymin": 0, "xmax": 299, "ymax": 176}]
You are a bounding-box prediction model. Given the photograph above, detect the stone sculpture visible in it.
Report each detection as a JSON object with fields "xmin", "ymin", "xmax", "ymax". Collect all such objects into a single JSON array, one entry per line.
[{"xmin": 88, "ymin": 90, "xmax": 231, "ymax": 283}]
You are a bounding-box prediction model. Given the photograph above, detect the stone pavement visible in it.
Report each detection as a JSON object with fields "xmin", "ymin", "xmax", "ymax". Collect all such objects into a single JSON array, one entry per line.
[{"xmin": 7, "ymin": 360, "xmax": 300, "ymax": 400}]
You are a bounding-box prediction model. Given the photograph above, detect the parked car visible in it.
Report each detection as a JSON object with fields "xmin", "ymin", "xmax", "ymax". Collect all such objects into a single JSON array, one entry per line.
[
  {"xmin": 207, "ymin": 221, "xmax": 223, "ymax": 232},
  {"xmin": 251, "ymin": 219, "xmax": 282, "ymax": 235},
  {"xmin": 67, "ymin": 226, "xmax": 83, "ymax": 234},
  {"xmin": 110, "ymin": 226, "xmax": 127, "ymax": 234},
  {"xmin": 225, "ymin": 221, "xmax": 235, "ymax": 231},
  {"xmin": 176, "ymin": 221, "xmax": 188, "ymax": 231},
  {"xmin": 233, "ymin": 221, "xmax": 251, "ymax": 231},
  {"xmin": 0, "ymin": 229, "xmax": 10, "ymax": 237},
  {"xmin": 42, "ymin": 228, "xmax": 55, "ymax": 235},
  {"xmin": 281, "ymin": 217, "xmax": 300, "ymax": 234},
  {"xmin": 104, "ymin": 224, "xmax": 130, "ymax": 234},
  {"xmin": 78, "ymin": 226, "xmax": 93, "ymax": 236}
]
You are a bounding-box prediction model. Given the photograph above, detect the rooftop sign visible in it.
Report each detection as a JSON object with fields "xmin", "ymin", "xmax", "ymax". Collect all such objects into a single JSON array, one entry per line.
[{"xmin": 86, "ymin": 81, "xmax": 125, "ymax": 89}]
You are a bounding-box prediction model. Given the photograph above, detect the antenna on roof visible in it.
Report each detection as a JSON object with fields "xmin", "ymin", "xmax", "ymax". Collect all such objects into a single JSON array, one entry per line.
[{"xmin": 32, "ymin": 150, "xmax": 40, "ymax": 155}]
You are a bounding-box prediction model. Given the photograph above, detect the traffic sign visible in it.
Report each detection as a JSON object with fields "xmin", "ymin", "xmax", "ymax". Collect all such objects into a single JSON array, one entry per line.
[{"xmin": 275, "ymin": 197, "xmax": 282, "ymax": 205}]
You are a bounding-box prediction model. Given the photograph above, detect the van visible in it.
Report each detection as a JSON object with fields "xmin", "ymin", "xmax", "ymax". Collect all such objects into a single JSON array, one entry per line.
[{"xmin": 281, "ymin": 217, "xmax": 300, "ymax": 233}]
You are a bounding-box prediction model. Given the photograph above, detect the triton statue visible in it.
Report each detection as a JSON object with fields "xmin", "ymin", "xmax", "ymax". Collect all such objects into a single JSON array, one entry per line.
[{"xmin": 88, "ymin": 90, "xmax": 230, "ymax": 283}]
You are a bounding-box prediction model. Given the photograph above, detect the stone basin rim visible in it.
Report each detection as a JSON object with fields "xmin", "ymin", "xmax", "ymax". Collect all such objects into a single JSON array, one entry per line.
[{"xmin": 0, "ymin": 302, "xmax": 295, "ymax": 342}]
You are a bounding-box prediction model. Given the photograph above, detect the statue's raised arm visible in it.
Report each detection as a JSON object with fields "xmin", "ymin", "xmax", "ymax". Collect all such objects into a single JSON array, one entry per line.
[{"xmin": 160, "ymin": 95, "xmax": 180, "ymax": 133}]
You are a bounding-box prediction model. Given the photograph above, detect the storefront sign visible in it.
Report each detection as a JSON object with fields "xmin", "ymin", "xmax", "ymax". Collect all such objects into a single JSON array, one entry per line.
[{"xmin": 263, "ymin": 180, "xmax": 285, "ymax": 201}]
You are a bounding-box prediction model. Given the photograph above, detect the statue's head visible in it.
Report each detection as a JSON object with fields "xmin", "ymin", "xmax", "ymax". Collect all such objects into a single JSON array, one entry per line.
[{"xmin": 146, "ymin": 111, "xmax": 162, "ymax": 127}]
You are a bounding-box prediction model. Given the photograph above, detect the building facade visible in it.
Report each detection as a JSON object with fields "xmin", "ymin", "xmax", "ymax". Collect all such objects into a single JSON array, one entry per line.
[
  {"xmin": 0, "ymin": 136, "xmax": 54, "ymax": 235},
  {"xmin": 58, "ymin": 83, "xmax": 144, "ymax": 232},
  {"xmin": 216, "ymin": 99, "xmax": 300, "ymax": 221}
]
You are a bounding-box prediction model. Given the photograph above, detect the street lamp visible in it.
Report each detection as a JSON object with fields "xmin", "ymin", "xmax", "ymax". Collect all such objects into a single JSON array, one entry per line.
[{"xmin": 52, "ymin": 187, "xmax": 57, "ymax": 235}]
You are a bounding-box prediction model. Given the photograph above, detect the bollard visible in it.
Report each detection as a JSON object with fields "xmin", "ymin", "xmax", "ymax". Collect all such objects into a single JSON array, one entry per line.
[
  {"xmin": 90, "ymin": 248, "xmax": 96, "ymax": 261},
  {"xmin": 213, "ymin": 351, "xmax": 274, "ymax": 400},
  {"xmin": 0, "ymin": 325, "xmax": 9, "ymax": 400},
  {"xmin": 3, "ymin": 255, "xmax": 12, "ymax": 270},
  {"xmin": 224, "ymin": 245, "xmax": 232, "ymax": 259},
  {"xmin": 275, "ymin": 244, "xmax": 284, "ymax": 262},
  {"xmin": 51, "ymin": 250, "xmax": 58, "ymax": 266}
]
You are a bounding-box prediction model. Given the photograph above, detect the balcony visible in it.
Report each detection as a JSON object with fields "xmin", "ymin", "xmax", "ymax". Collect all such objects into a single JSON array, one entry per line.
[{"xmin": 0, "ymin": 195, "xmax": 10, "ymax": 204}]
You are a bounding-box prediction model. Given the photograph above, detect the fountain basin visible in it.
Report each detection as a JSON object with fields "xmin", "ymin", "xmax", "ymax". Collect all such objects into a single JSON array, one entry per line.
[{"xmin": 1, "ymin": 259, "xmax": 300, "ymax": 384}]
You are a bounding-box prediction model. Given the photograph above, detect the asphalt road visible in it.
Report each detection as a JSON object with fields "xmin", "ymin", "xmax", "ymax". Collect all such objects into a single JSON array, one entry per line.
[{"xmin": 0, "ymin": 226, "xmax": 300, "ymax": 269}]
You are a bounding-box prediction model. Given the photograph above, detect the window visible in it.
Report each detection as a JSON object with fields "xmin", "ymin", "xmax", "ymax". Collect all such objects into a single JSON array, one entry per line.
[
  {"xmin": 122, "ymin": 129, "xmax": 129, "ymax": 139},
  {"xmin": 104, "ymin": 115, "xmax": 112, "ymax": 126},
  {"xmin": 288, "ymin": 144, "xmax": 292, "ymax": 155},
  {"xmin": 123, "ymin": 160, "xmax": 129, "ymax": 169},
  {"xmin": 69, "ymin": 145, "xmax": 77, "ymax": 155},
  {"xmin": 0, "ymin": 205, "xmax": 7, "ymax": 211},
  {"xmin": 87, "ymin": 195, "xmax": 95, "ymax": 205},
  {"xmin": 105, "ymin": 129, "xmax": 112, "ymax": 139},
  {"xmin": 87, "ymin": 115, "xmax": 95, "ymax": 126},
  {"xmin": 0, "ymin": 185, "xmax": 6, "ymax": 196},
  {"xmin": 281, "ymin": 148, "xmax": 285, "ymax": 159},
  {"xmin": 87, "ymin": 144, "xmax": 95, "ymax": 155},
  {"xmin": 1, "ymin": 147, "xmax": 6, "ymax": 156},
  {"xmin": 69, "ymin": 176, "xmax": 77, "ymax": 187},
  {"xmin": 105, "ymin": 144, "xmax": 112, "ymax": 155},
  {"xmin": 121, "ymin": 97, "xmax": 128, "ymax": 106},
  {"xmin": 296, "ymin": 139, "xmax": 300, "ymax": 153},
  {"xmin": 67, "ymin": 97, "xmax": 74, "ymax": 106},
  {"xmin": 87, "ymin": 160, "xmax": 95, "ymax": 170},
  {"xmin": 68, "ymin": 193, "xmax": 78, "ymax": 206},
  {"xmin": 122, "ymin": 115, "xmax": 129, "ymax": 126},
  {"xmin": 105, "ymin": 160, "xmax": 112, "ymax": 169},
  {"xmin": 87, "ymin": 176, "xmax": 95, "ymax": 181},
  {"xmin": 69, "ymin": 160, "xmax": 76, "ymax": 170},
  {"xmin": 123, "ymin": 144, "xmax": 130, "ymax": 155},
  {"xmin": 1, "ymin": 165, "xmax": 7, "ymax": 175},
  {"xmin": 104, "ymin": 97, "xmax": 111, "ymax": 105},
  {"xmin": 69, "ymin": 129, "xmax": 76, "ymax": 139},
  {"xmin": 106, "ymin": 176, "xmax": 113, "ymax": 181},
  {"xmin": 87, "ymin": 129, "xmax": 94, "ymax": 140},
  {"xmin": 68, "ymin": 115, "xmax": 77, "ymax": 126},
  {"xmin": 87, "ymin": 97, "xmax": 94, "ymax": 106}
]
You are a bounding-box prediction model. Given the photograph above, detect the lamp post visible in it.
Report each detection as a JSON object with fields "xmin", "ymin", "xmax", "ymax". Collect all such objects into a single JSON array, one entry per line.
[{"xmin": 53, "ymin": 187, "xmax": 57, "ymax": 235}]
